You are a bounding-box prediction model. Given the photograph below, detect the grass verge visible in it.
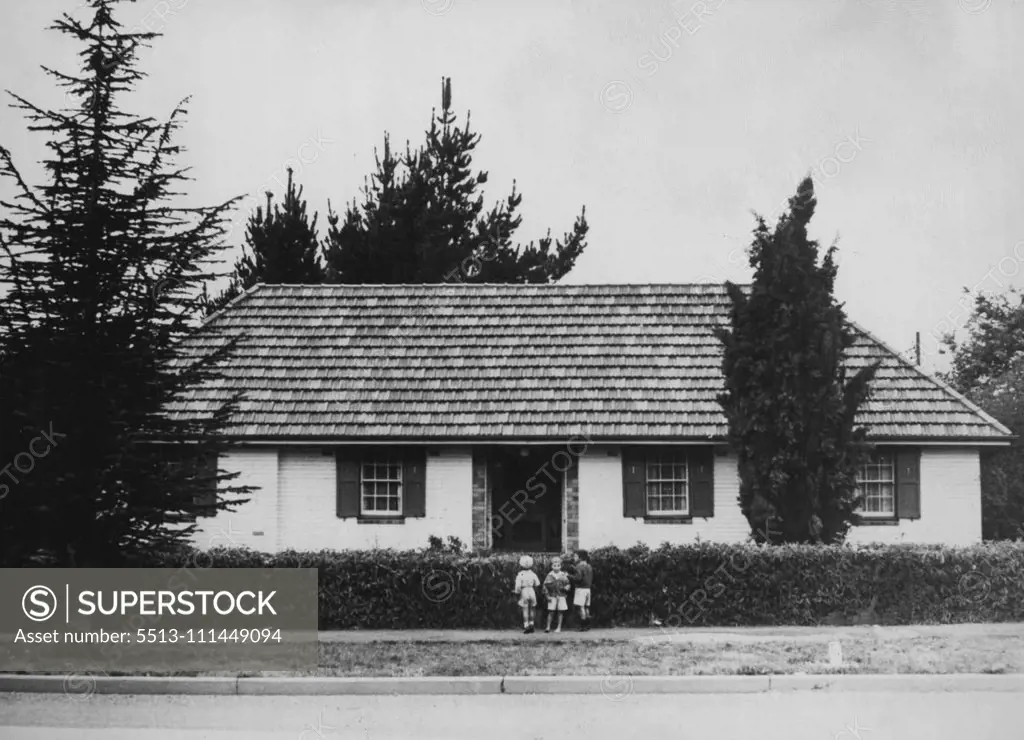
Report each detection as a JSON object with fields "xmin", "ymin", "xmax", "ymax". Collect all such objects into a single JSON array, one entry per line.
[
  {"xmin": 309, "ymin": 633, "xmax": 1024, "ymax": 677},
  {"xmin": 10, "ymin": 632, "xmax": 1022, "ymax": 678}
]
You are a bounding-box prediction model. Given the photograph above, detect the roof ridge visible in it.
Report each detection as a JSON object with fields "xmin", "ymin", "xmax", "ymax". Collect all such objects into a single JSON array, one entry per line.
[{"xmin": 849, "ymin": 320, "xmax": 1014, "ymax": 438}]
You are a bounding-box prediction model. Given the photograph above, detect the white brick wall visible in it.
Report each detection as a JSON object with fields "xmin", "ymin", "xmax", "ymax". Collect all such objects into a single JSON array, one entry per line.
[
  {"xmin": 846, "ymin": 447, "xmax": 982, "ymax": 545},
  {"xmin": 579, "ymin": 446, "xmax": 982, "ymax": 547},
  {"xmin": 577, "ymin": 447, "xmax": 749, "ymax": 548},
  {"xmin": 193, "ymin": 448, "xmax": 279, "ymax": 550},
  {"xmin": 196, "ymin": 446, "xmax": 473, "ymax": 552},
  {"xmin": 196, "ymin": 445, "xmax": 983, "ymax": 551}
]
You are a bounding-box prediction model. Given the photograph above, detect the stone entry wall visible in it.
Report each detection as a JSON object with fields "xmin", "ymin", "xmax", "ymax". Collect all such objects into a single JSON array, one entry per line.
[
  {"xmin": 564, "ymin": 457, "xmax": 580, "ymax": 553},
  {"xmin": 471, "ymin": 452, "xmax": 490, "ymax": 549},
  {"xmin": 472, "ymin": 448, "xmax": 579, "ymax": 553}
]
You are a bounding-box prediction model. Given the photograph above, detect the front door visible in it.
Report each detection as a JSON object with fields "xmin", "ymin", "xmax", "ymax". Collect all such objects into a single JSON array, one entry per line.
[{"xmin": 490, "ymin": 447, "xmax": 563, "ymax": 552}]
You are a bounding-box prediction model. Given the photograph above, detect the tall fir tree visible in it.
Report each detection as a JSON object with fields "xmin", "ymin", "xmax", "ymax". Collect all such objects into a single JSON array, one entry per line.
[
  {"xmin": 323, "ymin": 78, "xmax": 588, "ymax": 284},
  {"xmin": 208, "ymin": 167, "xmax": 324, "ymax": 314},
  {"xmin": 0, "ymin": 0, "xmax": 248, "ymax": 566},
  {"xmin": 715, "ymin": 177, "xmax": 878, "ymax": 544}
]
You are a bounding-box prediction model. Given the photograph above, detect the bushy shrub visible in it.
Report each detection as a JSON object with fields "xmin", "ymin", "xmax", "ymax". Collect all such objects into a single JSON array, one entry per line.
[
  {"xmin": 155, "ymin": 542, "xmax": 1024, "ymax": 629},
  {"xmin": 425, "ymin": 535, "xmax": 466, "ymax": 554}
]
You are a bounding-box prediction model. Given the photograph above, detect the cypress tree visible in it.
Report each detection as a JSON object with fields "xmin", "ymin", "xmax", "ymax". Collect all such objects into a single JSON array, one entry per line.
[{"xmin": 715, "ymin": 177, "xmax": 878, "ymax": 544}]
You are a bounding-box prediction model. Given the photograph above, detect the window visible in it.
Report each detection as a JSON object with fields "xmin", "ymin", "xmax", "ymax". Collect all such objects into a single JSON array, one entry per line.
[
  {"xmin": 857, "ymin": 452, "xmax": 895, "ymax": 517},
  {"xmin": 361, "ymin": 458, "xmax": 403, "ymax": 516},
  {"xmin": 645, "ymin": 453, "xmax": 688, "ymax": 515}
]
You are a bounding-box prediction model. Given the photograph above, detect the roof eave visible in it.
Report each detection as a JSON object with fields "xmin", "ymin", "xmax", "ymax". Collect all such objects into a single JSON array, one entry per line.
[{"xmin": 205, "ymin": 434, "xmax": 1014, "ymax": 446}]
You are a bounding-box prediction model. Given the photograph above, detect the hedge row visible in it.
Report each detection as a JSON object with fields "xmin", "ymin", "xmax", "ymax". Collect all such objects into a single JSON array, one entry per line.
[{"xmin": 157, "ymin": 542, "xmax": 1024, "ymax": 629}]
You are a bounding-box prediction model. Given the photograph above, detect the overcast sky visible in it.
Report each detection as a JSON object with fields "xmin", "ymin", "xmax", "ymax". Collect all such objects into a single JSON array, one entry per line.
[{"xmin": 2, "ymin": 0, "xmax": 1022, "ymax": 372}]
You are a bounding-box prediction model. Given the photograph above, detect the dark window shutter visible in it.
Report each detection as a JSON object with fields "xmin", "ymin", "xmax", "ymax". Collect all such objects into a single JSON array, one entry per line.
[
  {"xmin": 689, "ymin": 448, "xmax": 714, "ymax": 518},
  {"xmin": 622, "ymin": 448, "xmax": 646, "ymax": 518},
  {"xmin": 895, "ymin": 448, "xmax": 921, "ymax": 520},
  {"xmin": 336, "ymin": 449, "xmax": 360, "ymax": 518},
  {"xmin": 192, "ymin": 448, "xmax": 217, "ymax": 517},
  {"xmin": 403, "ymin": 450, "xmax": 427, "ymax": 518}
]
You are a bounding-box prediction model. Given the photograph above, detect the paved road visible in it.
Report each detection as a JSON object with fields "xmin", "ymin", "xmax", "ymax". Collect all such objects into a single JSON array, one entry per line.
[{"xmin": 0, "ymin": 691, "xmax": 1018, "ymax": 739}]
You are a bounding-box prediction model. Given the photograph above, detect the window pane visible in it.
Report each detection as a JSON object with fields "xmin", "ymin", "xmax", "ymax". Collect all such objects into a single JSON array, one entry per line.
[
  {"xmin": 881, "ymin": 483, "xmax": 894, "ymax": 512},
  {"xmin": 360, "ymin": 455, "xmax": 405, "ymax": 514},
  {"xmin": 645, "ymin": 455, "xmax": 690, "ymax": 512}
]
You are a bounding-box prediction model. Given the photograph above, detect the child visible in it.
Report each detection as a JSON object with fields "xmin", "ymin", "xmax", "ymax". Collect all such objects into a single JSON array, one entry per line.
[
  {"xmin": 569, "ymin": 550, "xmax": 593, "ymax": 631},
  {"xmin": 513, "ymin": 555, "xmax": 540, "ymax": 634},
  {"xmin": 542, "ymin": 557, "xmax": 570, "ymax": 633}
]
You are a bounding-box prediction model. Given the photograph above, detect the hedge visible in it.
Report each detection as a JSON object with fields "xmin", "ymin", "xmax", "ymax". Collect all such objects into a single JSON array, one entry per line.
[{"xmin": 155, "ymin": 541, "xmax": 1024, "ymax": 629}]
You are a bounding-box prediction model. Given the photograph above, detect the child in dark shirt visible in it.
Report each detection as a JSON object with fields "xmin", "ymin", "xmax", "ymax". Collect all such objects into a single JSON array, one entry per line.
[{"xmin": 569, "ymin": 550, "xmax": 593, "ymax": 631}]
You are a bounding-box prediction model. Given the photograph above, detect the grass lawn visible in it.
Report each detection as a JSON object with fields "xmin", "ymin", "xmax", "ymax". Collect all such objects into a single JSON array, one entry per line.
[
  {"xmin": 11, "ymin": 632, "xmax": 1023, "ymax": 678},
  {"xmin": 310, "ymin": 634, "xmax": 1024, "ymax": 677}
]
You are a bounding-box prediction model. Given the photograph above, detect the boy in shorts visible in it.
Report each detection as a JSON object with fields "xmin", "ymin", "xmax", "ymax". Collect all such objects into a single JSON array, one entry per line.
[
  {"xmin": 513, "ymin": 555, "xmax": 540, "ymax": 634},
  {"xmin": 569, "ymin": 550, "xmax": 593, "ymax": 631},
  {"xmin": 542, "ymin": 557, "xmax": 570, "ymax": 633}
]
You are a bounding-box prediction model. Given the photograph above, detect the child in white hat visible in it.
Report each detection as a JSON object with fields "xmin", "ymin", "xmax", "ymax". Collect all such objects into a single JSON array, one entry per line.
[{"xmin": 513, "ymin": 555, "xmax": 540, "ymax": 634}]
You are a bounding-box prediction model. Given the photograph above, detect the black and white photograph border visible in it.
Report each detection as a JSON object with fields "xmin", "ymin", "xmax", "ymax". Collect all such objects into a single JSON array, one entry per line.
[{"xmin": 1, "ymin": 0, "xmax": 1023, "ymax": 738}]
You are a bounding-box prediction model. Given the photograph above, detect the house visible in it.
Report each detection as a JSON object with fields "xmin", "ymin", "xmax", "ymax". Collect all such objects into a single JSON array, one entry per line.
[{"xmin": 171, "ymin": 283, "xmax": 1012, "ymax": 553}]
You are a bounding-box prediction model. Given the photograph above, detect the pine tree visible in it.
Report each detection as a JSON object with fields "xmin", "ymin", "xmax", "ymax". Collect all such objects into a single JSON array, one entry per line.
[
  {"xmin": 715, "ymin": 177, "xmax": 878, "ymax": 544},
  {"xmin": 323, "ymin": 78, "xmax": 588, "ymax": 284},
  {"xmin": 0, "ymin": 0, "xmax": 248, "ymax": 566},
  {"xmin": 207, "ymin": 168, "xmax": 323, "ymax": 314}
]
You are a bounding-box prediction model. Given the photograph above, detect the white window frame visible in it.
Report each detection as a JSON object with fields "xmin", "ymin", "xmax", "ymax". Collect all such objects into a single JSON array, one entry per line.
[
  {"xmin": 856, "ymin": 452, "xmax": 896, "ymax": 518},
  {"xmin": 360, "ymin": 457, "xmax": 403, "ymax": 516},
  {"xmin": 645, "ymin": 452, "xmax": 689, "ymax": 516}
]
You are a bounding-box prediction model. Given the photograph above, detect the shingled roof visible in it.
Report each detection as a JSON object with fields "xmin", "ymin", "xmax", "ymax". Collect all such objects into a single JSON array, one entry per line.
[{"xmin": 168, "ymin": 283, "xmax": 1012, "ymax": 442}]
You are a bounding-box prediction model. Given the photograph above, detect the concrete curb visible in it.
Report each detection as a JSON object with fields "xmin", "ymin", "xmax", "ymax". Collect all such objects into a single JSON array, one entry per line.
[
  {"xmin": 2, "ymin": 673, "xmax": 1024, "ymax": 696},
  {"xmin": 503, "ymin": 675, "xmax": 770, "ymax": 695},
  {"xmin": 768, "ymin": 674, "xmax": 1024, "ymax": 693},
  {"xmin": 0, "ymin": 675, "xmax": 237, "ymax": 696},
  {"xmin": 237, "ymin": 677, "xmax": 501, "ymax": 695}
]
